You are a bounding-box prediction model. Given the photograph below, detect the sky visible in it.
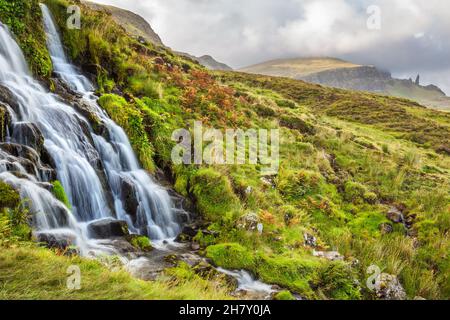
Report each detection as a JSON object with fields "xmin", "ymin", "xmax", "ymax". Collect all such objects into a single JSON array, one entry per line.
[{"xmin": 91, "ymin": 0, "xmax": 450, "ymax": 94}]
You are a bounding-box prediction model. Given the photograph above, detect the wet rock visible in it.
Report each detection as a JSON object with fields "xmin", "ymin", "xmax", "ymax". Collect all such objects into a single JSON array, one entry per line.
[
  {"xmin": 373, "ymin": 273, "xmax": 407, "ymax": 300},
  {"xmin": 181, "ymin": 225, "xmax": 198, "ymax": 238},
  {"xmin": 303, "ymin": 233, "xmax": 317, "ymax": 247},
  {"xmin": 35, "ymin": 231, "xmax": 76, "ymax": 251},
  {"xmin": 126, "ymin": 257, "xmax": 165, "ymax": 281},
  {"xmin": 386, "ymin": 206, "xmax": 404, "ymax": 223},
  {"xmin": 82, "ymin": 63, "xmax": 102, "ymax": 77},
  {"xmin": 0, "ymin": 102, "xmax": 11, "ymax": 142},
  {"xmin": 191, "ymin": 242, "xmax": 200, "ymax": 251},
  {"xmin": 51, "ymin": 77, "xmax": 79, "ymax": 102},
  {"xmin": 11, "ymin": 122, "xmax": 44, "ymax": 153},
  {"xmin": 313, "ymin": 250, "xmax": 344, "ymax": 261},
  {"xmin": 87, "ymin": 218, "xmax": 130, "ymax": 239},
  {"xmin": 0, "ymin": 85, "xmax": 20, "ymax": 114},
  {"xmin": 379, "ymin": 223, "xmax": 394, "ymax": 235},
  {"xmin": 237, "ymin": 212, "xmax": 260, "ymax": 231},
  {"xmin": 119, "ymin": 176, "xmax": 139, "ymax": 218}
]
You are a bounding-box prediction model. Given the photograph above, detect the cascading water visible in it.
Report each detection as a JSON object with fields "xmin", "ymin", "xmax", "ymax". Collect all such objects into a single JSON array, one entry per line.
[
  {"xmin": 0, "ymin": 7, "xmax": 180, "ymax": 257},
  {"xmin": 40, "ymin": 4, "xmax": 180, "ymax": 239}
]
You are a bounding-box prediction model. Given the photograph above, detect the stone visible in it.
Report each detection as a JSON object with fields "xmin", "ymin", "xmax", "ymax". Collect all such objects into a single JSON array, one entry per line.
[
  {"xmin": 303, "ymin": 233, "xmax": 317, "ymax": 247},
  {"xmin": 373, "ymin": 273, "xmax": 407, "ymax": 300},
  {"xmin": 11, "ymin": 122, "xmax": 44, "ymax": 153},
  {"xmin": 35, "ymin": 231, "xmax": 76, "ymax": 251},
  {"xmin": 87, "ymin": 218, "xmax": 130, "ymax": 239},
  {"xmin": 120, "ymin": 176, "xmax": 139, "ymax": 218},
  {"xmin": 237, "ymin": 212, "xmax": 260, "ymax": 231},
  {"xmin": 0, "ymin": 85, "xmax": 20, "ymax": 114},
  {"xmin": 379, "ymin": 223, "xmax": 393, "ymax": 235},
  {"xmin": 386, "ymin": 206, "xmax": 403, "ymax": 223},
  {"xmin": 313, "ymin": 250, "xmax": 344, "ymax": 261},
  {"xmin": 191, "ymin": 242, "xmax": 200, "ymax": 251}
]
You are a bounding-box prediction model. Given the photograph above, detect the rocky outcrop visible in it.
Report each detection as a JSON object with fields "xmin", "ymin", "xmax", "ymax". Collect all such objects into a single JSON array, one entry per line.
[
  {"xmin": 87, "ymin": 218, "xmax": 130, "ymax": 239},
  {"xmin": 300, "ymin": 66, "xmax": 391, "ymax": 92},
  {"xmin": 35, "ymin": 231, "xmax": 77, "ymax": 251},
  {"xmin": 373, "ymin": 273, "xmax": 407, "ymax": 300}
]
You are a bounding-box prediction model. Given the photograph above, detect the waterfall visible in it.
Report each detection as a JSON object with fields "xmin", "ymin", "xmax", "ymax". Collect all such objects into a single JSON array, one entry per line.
[
  {"xmin": 0, "ymin": 6, "xmax": 180, "ymax": 256},
  {"xmin": 40, "ymin": 4, "xmax": 180, "ymax": 239}
]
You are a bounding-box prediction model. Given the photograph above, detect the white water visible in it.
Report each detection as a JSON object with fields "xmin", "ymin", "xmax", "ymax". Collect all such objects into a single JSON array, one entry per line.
[
  {"xmin": 40, "ymin": 4, "xmax": 180, "ymax": 239},
  {"xmin": 0, "ymin": 7, "xmax": 180, "ymax": 256},
  {"xmin": 217, "ymin": 268, "xmax": 275, "ymax": 298}
]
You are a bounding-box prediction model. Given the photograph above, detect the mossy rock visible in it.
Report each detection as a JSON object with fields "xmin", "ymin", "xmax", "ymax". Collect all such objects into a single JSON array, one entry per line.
[
  {"xmin": 206, "ymin": 243, "xmax": 254, "ymax": 270},
  {"xmin": 273, "ymin": 290, "xmax": 296, "ymax": 300}
]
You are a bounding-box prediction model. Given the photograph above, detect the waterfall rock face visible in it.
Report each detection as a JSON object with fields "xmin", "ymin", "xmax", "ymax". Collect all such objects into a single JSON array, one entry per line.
[{"xmin": 0, "ymin": 6, "xmax": 183, "ymax": 256}]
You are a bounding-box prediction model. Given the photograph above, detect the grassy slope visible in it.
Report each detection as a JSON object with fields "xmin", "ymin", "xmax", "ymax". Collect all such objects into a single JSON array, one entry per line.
[
  {"xmin": 0, "ymin": 0, "xmax": 448, "ymax": 300},
  {"xmin": 0, "ymin": 245, "xmax": 232, "ymax": 300},
  {"xmin": 240, "ymin": 57, "xmax": 361, "ymax": 78}
]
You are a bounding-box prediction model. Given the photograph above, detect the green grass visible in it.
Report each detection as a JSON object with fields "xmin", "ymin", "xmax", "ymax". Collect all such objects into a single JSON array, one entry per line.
[{"xmin": 0, "ymin": 246, "xmax": 232, "ymax": 300}]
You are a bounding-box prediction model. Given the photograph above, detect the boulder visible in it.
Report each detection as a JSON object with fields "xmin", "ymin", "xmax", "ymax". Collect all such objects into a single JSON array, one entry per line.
[
  {"xmin": 35, "ymin": 232, "xmax": 76, "ymax": 251},
  {"xmin": 120, "ymin": 176, "xmax": 139, "ymax": 218},
  {"xmin": 87, "ymin": 218, "xmax": 130, "ymax": 239},
  {"xmin": 386, "ymin": 206, "xmax": 403, "ymax": 223},
  {"xmin": 373, "ymin": 273, "xmax": 407, "ymax": 300},
  {"xmin": 0, "ymin": 85, "xmax": 20, "ymax": 114},
  {"xmin": 11, "ymin": 122, "xmax": 44, "ymax": 153}
]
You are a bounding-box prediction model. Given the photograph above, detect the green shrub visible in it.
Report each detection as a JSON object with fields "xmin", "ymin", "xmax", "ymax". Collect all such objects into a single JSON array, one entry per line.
[
  {"xmin": 0, "ymin": 182, "xmax": 20, "ymax": 210},
  {"xmin": 274, "ymin": 290, "xmax": 295, "ymax": 300},
  {"xmin": 316, "ymin": 261, "xmax": 361, "ymax": 300},
  {"xmin": 206, "ymin": 243, "xmax": 254, "ymax": 270},
  {"xmin": 343, "ymin": 181, "xmax": 367, "ymax": 204},
  {"xmin": 277, "ymin": 169, "xmax": 324, "ymax": 200},
  {"xmin": 98, "ymin": 94, "xmax": 155, "ymax": 172},
  {"xmin": 51, "ymin": 181, "xmax": 71, "ymax": 209},
  {"xmin": 130, "ymin": 236, "xmax": 152, "ymax": 251},
  {"xmin": 190, "ymin": 168, "xmax": 241, "ymax": 221}
]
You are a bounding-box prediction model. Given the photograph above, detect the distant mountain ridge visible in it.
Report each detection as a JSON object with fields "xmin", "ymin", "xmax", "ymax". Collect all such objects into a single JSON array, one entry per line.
[
  {"xmin": 241, "ymin": 57, "xmax": 450, "ymax": 111},
  {"xmin": 176, "ymin": 52, "xmax": 233, "ymax": 71}
]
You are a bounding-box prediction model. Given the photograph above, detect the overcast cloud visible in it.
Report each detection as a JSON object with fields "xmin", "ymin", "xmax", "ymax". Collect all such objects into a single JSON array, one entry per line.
[{"xmin": 91, "ymin": 0, "xmax": 450, "ymax": 94}]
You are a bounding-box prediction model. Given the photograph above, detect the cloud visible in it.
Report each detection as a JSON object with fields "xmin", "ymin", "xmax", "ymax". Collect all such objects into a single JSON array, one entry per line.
[{"xmin": 90, "ymin": 0, "xmax": 450, "ymax": 94}]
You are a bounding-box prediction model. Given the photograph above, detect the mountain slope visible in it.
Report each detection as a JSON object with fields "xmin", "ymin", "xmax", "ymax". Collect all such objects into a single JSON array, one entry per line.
[
  {"xmin": 241, "ymin": 57, "xmax": 450, "ymax": 111},
  {"xmin": 176, "ymin": 51, "xmax": 233, "ymax": 71},
  {"xmin": 82, "ymin": 0, "xmax": 164, "ymax": 45},
  {"xmin": 83, "ymin": 1, "xmax": 232, "ymax": 71}
]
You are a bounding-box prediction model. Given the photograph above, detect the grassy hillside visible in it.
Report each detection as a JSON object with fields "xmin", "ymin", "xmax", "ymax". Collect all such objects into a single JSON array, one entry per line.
[
  {"xmin": 0, "ymin": 0, "xmax": 448, "ymax": 300},
  {"xmin": 240, "ymin": 57, "xmax": 361, "ymax": 78}
]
